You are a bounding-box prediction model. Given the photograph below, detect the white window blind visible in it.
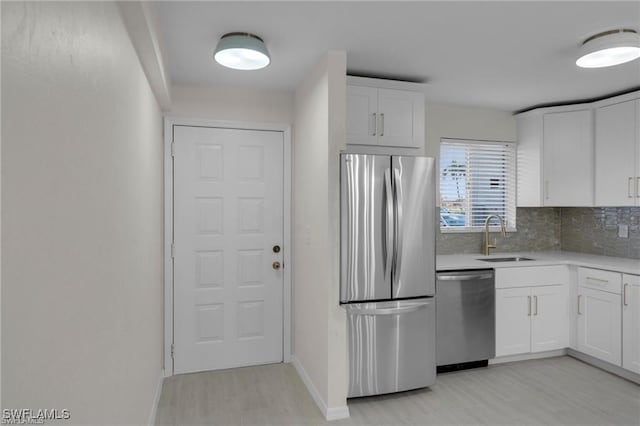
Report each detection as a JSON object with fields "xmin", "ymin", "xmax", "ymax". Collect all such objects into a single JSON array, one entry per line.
[{"xmin": 439, "ymin": 138, "xmax": 516, "ymax": 231}]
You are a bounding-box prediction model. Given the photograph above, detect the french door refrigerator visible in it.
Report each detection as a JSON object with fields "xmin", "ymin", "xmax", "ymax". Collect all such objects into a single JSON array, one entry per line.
[{"xmin": 340, "ymin": 153, "xmax": 436, "ymax": 398}]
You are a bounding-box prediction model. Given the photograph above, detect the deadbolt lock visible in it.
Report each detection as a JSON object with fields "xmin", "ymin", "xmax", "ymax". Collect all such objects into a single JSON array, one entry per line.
[
  {"xmin": 272, "ymin": 261, "xmax": 281, "ymax": 270},
  {"xmin": 273, "ymin": 245, "xmax": 281, "ymax": 253}
]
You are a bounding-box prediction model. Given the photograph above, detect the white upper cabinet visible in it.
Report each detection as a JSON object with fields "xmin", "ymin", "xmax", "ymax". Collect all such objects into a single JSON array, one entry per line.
[
  {"xmin": 376, "ymin": 89, "xmax": 424, "ymax": 148},
  {"xmin": 595, "ymin": 96, "xmax": 640, "ymax": 206},
  {"xmin": 516, "ymin": 106, "xmax": 594, "ymax": 207},
  {"xmin": 346, "ymin": 80, "xmax": 424, "ymax": 149},
  {"xmin": 518, "ymin": 90, "xmax": 640, "ymax": 208},
  {"xmin": 346, "ymin": 85, "xmax": 378, "ymax": 146},
  {"xmin": 543, "ymin": 110, "xmax": 593, "ymax": 206}
]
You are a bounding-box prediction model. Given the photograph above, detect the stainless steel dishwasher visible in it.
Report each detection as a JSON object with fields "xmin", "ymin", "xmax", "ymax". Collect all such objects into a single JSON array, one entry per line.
[{"xmin": 436, "ymin": 270, "xmax": 495, "ymax": 372}]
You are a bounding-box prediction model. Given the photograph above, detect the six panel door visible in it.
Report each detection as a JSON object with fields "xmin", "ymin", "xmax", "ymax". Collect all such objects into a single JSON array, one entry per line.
[{"xmin": 173, "ymin": 125, "xmax": 284, "ymax": 374}]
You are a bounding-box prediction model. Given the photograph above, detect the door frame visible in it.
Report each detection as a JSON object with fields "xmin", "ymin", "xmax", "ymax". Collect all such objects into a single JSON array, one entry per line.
[{"xmin": 163, "ymin": 117, "xmax": 293, "ymax": 376}]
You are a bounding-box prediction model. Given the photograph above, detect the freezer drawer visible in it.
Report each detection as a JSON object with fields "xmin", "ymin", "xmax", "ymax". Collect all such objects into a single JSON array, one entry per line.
[{"xmin": 346, "ymin": 298, "xmax": 436, "ymax": 398}]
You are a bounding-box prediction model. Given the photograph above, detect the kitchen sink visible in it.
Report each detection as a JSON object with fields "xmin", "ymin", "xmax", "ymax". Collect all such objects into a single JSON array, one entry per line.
[{"xmin": 477, "ymin": 257, "xmax": 535, "ymax": 263}]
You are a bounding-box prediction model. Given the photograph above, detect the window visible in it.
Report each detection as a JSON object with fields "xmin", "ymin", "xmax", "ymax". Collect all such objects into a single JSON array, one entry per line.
[{"xmin": 439, "ymin": 138, "xmax": 516, "ymax": 231}]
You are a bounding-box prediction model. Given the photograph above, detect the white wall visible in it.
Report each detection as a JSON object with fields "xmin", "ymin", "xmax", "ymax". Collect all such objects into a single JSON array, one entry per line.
[
  {"xmin": 1, "ymin": 2, "xmax": 163, "ymax": 424},
  {"xmin": 169, "ymin": 84, "xmax": 293, "ymax": 124},
  {"xmin": 424, "ymin": 103, "xmax": 517, "ymax": 205},
  {"xmin": 325, "ymin": 53, "xmax": 348, "ymax": 412},
  {"xmin": 293, "ymin": 51, "xmax": 348, "ymax": 420},
  {"xmin": 0, "ymin": 1, "xmax": 3, "ymax": 407},
  {"xmin": 425, "ymin": 103, "xmax": 516, "ymax": 157}
]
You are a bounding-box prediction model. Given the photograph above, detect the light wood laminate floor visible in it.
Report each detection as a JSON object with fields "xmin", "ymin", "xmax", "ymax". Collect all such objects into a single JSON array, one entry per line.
[{"xmin": 156, "ymin": 356, "xmax": 640, "ymax": 425}]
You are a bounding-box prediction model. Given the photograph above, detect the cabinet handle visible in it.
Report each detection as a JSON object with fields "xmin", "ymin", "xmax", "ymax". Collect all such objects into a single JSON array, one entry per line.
[
  {"xmin": 534, "ymin": 295, "xmax": 538, "ymax": 316},
  {"xmin": 636, "ymin": 177, "xmax": 640, "ymax": 198},
  {"xmin": 629, "ymin": 177, "xmax": 634, "ymax": 198},
  {"xmin": 528, "ymin": 295, "xmax": 532, "ymax": 316},
  {"xmin": 380, "ymin": 113, "xmax": 384, "ymax": 136},
  {"xmin": 372, "ymin": 113, "xmax": 377, "ymax": 136},
  {"xmin": 623, "ymin": 283, "xmax": 629, "ymax": 306},
  {"xmin": 577, "ymin": 295, "xmax": 582, "ymax": 315}
]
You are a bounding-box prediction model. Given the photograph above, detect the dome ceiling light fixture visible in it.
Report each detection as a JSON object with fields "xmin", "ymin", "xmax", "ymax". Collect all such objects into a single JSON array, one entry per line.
[
  {"xmin": 213, "ymin": 32, "xmax": 271, "ymax": 71},
  {"xmin": 576, "ymin": 29, "xmax": 640, "ymax": 68}
]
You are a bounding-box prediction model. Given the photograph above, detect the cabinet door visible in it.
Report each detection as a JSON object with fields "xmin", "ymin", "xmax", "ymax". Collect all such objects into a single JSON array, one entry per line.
[
  {"xmin": 346, "ymin": 86, "xmax": 378, "ymax": 146},
  {"xmin": 496, "ymin": 287, "xmax": 531, "ymax": 357},
  {"xmin": 577, "ymin": 286, "xmax": 622, "ymax": 365},
  {"xmin": 543, "ymin": 110, "xmax": 593, "ymax": 206},
  {"xmin": 622, "ymin": 274, "xmax": 640, "ymax": 374},
  {"xmin": 377, "ymin": 89, "xmax": 424, "ymax": 148},
  {"xmin": 595, "ymin": 99, "xmax": 637, "ymax": 206},
  {"xmin": 531, "ymin": 285, "xmax": 569, "ymax": 352}
]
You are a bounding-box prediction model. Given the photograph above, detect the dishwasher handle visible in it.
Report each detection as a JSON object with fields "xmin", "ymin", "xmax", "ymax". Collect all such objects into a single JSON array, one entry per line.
[{"xmin": 437, "ymin": 272, "xmax": 494, "ymax": 281}]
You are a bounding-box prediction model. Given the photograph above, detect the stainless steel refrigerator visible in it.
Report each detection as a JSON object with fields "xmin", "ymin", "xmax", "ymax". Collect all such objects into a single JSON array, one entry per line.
[{"xmin": 340, "ymin": 153, "xmax": 436, "ymax": 398}]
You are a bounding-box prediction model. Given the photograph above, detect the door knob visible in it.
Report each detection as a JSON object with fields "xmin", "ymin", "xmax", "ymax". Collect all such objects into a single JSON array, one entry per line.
[
  {"xmin": 273, "ymin": 245, "xmax": 281, "ymax": 253},
  {"xmin": 272, "ymin": 261, "xmax": 281, "ymax": 270}
]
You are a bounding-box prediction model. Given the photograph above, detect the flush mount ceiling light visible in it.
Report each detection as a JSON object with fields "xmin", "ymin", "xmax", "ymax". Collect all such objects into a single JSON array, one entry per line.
[
  {"xmin": 576, "ymin": 29, "xmax": 640, "ymax": 68},
  {"xmin": 213, "ymin": 32, "xmax": 270, "ymax": 70}
]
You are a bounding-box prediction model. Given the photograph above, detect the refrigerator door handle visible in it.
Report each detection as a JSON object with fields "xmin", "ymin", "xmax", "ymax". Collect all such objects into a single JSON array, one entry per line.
[
  {"xmin": 345, "ymin": 300, "xmax": 432, "ymax": 316},
  {"xmin": 384, "ymin": 169, "xmax": 394, "ymax": 281},
  {"xmin": 392, "ymin": 168, "xmax": 403, "ymax": 288}
]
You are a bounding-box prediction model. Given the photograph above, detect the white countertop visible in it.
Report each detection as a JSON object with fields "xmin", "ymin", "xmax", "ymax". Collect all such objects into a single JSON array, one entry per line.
[{"xmin": 437, "ymin": 251, "xmax": 640, "ymax": 275}]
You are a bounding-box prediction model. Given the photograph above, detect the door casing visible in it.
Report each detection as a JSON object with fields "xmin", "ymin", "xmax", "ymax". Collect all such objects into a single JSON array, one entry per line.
[{"xmin": 163, "ymin": 117, "xmax": 293, "ymax": 376}]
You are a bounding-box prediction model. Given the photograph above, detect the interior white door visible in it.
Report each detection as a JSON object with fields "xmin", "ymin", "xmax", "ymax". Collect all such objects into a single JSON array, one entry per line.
[
  {"xmin": 577, "ymin": 286, "xmax": 622, "ymax": 365},
  {"xmin": 173, "ymin": 125, "xmax": 284, "ymax": 375},
  {"xmin": 496, "ymin": 287, "xmax": 532, "ymax": 357},
  {"xmin": 622, "ymin": 274, "xmax": 640, "ymax": 374},
  {"xmin": 531, "ymin": 285, "xmax": 569, "ymax": 353}
]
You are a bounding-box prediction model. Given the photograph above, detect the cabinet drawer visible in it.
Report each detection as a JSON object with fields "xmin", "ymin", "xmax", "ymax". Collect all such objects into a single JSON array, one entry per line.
[
  {"xmin": 578, "ymin": 267, "xmax": 622, "ymax": 294},
  {"xmin": 496, "ymin": 265, "xmax": 569, "ymax": 289}
]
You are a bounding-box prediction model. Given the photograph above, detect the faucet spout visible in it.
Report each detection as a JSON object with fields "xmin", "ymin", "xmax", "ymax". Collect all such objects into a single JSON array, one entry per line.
[{"xmin": 483, "ymin": 215, "xmax": 506, "ymax": 256}]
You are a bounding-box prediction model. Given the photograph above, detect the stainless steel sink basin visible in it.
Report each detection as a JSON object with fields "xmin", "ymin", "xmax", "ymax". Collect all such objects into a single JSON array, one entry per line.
[{"xmin": 477, "ymin": 257, "xmax": 535, "ymax": 263}]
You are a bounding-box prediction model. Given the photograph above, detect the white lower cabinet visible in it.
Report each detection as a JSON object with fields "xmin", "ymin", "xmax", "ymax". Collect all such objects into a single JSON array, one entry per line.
[
  {"xmin": 577, "ymin": 286, "xmax": 622, "ymax": 365},
  {"xmin": 531, "ymin": 285, "xmax": 570, "ymax": 352},
  {"xmin": 496, "ymin": 284, "xmax": 568, "ymax": 357},
  {"xmin": 496, "ymin": 287, "xmax": 532, "ymax": 356},
  {"xmin": 576, "ymin": 267, "xmax": 623, "ymax": 366},
  {"xmin": 622, "ymin": 274, "xmax": 640, "ymax": 374}
]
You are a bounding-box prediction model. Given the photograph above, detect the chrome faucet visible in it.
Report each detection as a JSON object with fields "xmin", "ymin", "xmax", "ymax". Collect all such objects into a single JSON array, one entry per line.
[{"xmin": 483, "ymin": 215, "xmax": 507, "ymax": 256}]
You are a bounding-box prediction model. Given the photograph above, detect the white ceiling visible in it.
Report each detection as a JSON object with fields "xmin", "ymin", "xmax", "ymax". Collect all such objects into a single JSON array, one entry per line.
[{"xmin": 156, "ymin": 1, "xmax": 640, "ymax": 112}]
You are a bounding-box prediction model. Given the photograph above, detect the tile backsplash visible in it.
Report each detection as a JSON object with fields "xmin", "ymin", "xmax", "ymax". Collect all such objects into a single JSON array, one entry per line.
[
  {"xmin": 437, "ymin": 208, "xmax": 561, "ymax": 255},
  {"xmin": 437, "ymin": 207, "xmax": 640, "ymax": 260},
  {"xmin": 561, "ymin": 207, "xmax": 640, "ymax": 260}
]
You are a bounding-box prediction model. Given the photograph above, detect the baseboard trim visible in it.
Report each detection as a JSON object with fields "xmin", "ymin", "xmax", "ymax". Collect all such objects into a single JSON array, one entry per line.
[
  {"xmin": 567, "ymin": 349, "xmax": 640, "ymax": 385},
  {"xmin": 325, "ymin": 405, "xmax": 350, "ymax": 421},
  {"xmin": 489, "ymin": 349, "xmax": 567, "ymax": 365},
  {"xmin": 290, "ymin": 356, "xmax": 350, "ymax": 421},
  {"xmin": 148, "ymin": 370, "xmax": 165, "ymax": 426}
]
